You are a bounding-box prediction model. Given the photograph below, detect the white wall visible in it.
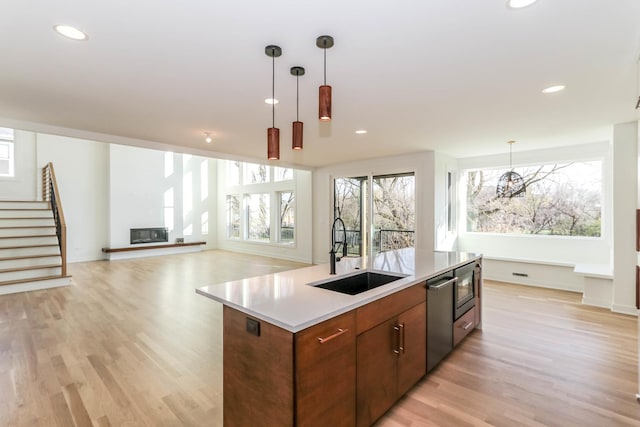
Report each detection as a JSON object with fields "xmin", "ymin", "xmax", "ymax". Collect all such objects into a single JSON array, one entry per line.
[
  {"xmin": 0, "ymin": 130, "xmax": 37, "ymax": 200},
  {"xmin": 36, "ymin": 133, "xmax": 109, "ymax": 262},
  {"xmin": 109, "ymin": 145, "xmax": 217, "ymax": 249},
  {"xmin": 611, "ymin": 122, "xmax": 637, "ymax": 314},
  {"xmin": 217, "ymin": 163, "xmax": 313, "ymax": 264},
  {"xmin": 434, "ymin": 151, "xmax": 458, "ymax": 251},
  {"xmin": 312, "ymin": 152, "xmax": 435, "ymax": 264}
]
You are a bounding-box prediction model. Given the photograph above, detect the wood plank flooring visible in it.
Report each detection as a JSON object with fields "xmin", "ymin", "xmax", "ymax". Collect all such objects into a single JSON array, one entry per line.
[
  {"xmin": 377, "ymin": 281, "xmax": 640, "ymax": 427},
  {"xmin": 0, "ymin": 250, "xmax": 638, "ymax": 426}
]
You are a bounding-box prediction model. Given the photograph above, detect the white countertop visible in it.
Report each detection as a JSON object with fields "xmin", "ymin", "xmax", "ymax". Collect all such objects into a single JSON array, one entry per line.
[{"xmin": 196, "ymin": 248, "xmax": 481, "ymax": 332}]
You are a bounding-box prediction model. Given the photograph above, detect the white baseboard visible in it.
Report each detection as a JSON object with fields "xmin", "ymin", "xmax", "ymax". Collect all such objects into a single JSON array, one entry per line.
[
  {"xmin": 581, "ymin": 296, "xmax": 612, "ymax": 309},
  {"xmin": 484, "ymin": 273, "xmax": 582, "ymax": 293},
  {"xmin": 104, "ymin": 245, "xmax": 202, "ymax": 261},
  {"xmin": 610, "ymin": 304, "xmax": 638, "ymax": 316}
]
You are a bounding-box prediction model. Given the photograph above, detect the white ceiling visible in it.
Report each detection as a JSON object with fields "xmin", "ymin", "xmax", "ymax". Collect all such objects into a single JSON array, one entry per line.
[{"xmin": 1, "ymin": 0, "xmax": 639, "ymax": 168}]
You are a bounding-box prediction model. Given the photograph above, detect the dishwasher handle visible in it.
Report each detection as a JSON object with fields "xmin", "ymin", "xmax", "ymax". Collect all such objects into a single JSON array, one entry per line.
[{"xmin": 428, "ymin": 277, "xmax": 458, "ymax": 291}]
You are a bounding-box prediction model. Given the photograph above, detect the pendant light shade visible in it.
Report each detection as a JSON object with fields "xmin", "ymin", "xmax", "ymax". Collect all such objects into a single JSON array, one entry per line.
[
  {"xmin": 316, "ymin": 35, "xmax": 334, "ymax": 121},
  {"xmin": 319, "ymin": 85, "xmax": 332, "ymax": 121},
  {"xmin": 291, "ymin": 66, "xmax": 305, "ymax": 150},
  {"xmin": 267, "ymin": 128, "xmax": 280, "ymax": 160},
  {"xmin": 265, "ymin": 45, "xmax": 282, "ymax": 160},
  {"xmin": 496, "ymin": 140, "xmax": 526, "ymax": 198}
]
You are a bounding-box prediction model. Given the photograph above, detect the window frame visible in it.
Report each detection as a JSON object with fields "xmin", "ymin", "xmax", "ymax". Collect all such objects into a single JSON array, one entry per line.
[
  {"xmin": 461, "ymin": 158, "xmax": 605, "ymax": 239},
  {"xmin": 224, "ymin": 160, "xmax": 297, "ymax": 247}
]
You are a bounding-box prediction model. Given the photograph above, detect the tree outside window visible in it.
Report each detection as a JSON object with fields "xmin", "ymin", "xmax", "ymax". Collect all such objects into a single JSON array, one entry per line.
[
  {"xmin": 465, "ymin": 161, "xmax": 602, "ymax": 236},
  {"xmin": 247, "ymin": 193, "xmax": 270, "ymax": 241},
  {"xmin": 279, "ymin": 192, "xmax": 295, "ymax": 244},
  {"xmin": 226, "ymin": 195, "xmax": 241, "ymax": 238}
]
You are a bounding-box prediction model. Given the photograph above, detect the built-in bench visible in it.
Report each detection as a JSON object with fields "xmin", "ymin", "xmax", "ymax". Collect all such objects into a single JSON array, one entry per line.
[
  {"xmin": 102, "ymin": 241, "xmax": 206, "ymax": 260},
  {"xmin": 483, "ymin": 256, "xmax": 613, "ymax": 309}
]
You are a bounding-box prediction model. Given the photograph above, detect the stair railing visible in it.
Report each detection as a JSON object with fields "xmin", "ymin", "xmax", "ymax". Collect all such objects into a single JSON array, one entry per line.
[{"xmin": 42, "ymin": 163, "xmax": 67, "ymax": 276}]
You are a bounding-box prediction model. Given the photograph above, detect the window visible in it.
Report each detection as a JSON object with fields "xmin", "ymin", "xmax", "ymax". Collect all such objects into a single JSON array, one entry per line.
[
  {"xmin": 334, "ymin": 177, "xmax": 367, "ymax": 256},
  {"xmin": 224, "ymin": 161, "xmax": 296, "ymax": 246},
  {"xmin": 0, "ymin": 127, "xmax": 15, "ymax": 178},
  {"xmin": 274, "ymin": 167, "xmax": 293, "ymax": 181},
  {"xmin": 227, "ymin": 161, "xmax": 241, "ymax": 186},
  {"xmin": 247, "ymin": 194, "xmax": 270, "ymax": 241},
  {"xmin": 465, "ymin": 161, "xmax": 602, "ymax": 237},
  {"xmin": 372, "ymin": 173, "xmax": 415, "ymax": 254},
  {"xmin": 279, "ymin": 192, "xmax": 295, "ymax": 244},
  {"xmin": 226, "ymin": 195, "xmax": 241, "ymax": 239},
  {"xmin": 334, "ymin": 172, "xmax": 415, "ymax": 256},
  {"xmin": 244, "ymin": 163, "xmax": 269, "ymax": 184}
]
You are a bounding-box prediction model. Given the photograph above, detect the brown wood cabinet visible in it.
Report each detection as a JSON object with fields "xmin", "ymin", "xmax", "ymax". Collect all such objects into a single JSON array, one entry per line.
[
  {"xmin": 223, "ymin": 307, "xmax": 356, "ymax": 427},
  {"xmin": 295, "ymin": 311, "xmax": 356, "ymax": 427},
  {"xmin": 356, "ymin": 297, "xmax": 426, "ymax": 427},
  {"xmin": 221, "ymin": 262, "xmax": 482, "ymax": 427}
]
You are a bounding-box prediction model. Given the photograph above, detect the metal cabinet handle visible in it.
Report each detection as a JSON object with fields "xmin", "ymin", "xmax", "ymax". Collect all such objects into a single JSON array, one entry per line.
[
  {"xmin": 429, "ymin": 277, "xmax": 458, "ymax": 290},
  {"xmin": 462, "ymin": 322, "xmax": 474, "ymax": 331},
  {"xmin": 318, "ymin": 328, "xmax": 349, "ymax": 344},
  {"xmin": 393, "ymin": 325, "xmax": 401, "ymax": 354},
  {"xmin": 399, "ymin": 323, "xmax": 405, "ymax": 354}
]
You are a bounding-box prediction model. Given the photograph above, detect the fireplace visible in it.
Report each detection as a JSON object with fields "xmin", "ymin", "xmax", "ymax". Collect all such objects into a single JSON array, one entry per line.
[{"xmin": 130, "ymin": 227, "xmax": 169, "ymax": 244}]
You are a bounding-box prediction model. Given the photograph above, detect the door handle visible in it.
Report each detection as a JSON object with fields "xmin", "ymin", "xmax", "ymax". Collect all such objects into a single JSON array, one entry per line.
[
  {"xmin": 393, "ymin": 325, "xmax": 401, "ymax": 354},
  {"xmin": 429, "ymin": 277, "xmax": 458, "ymax": 290},
  {"xmin": 399, "ymin": 323, "xmax": 405, "ymax": 354},
  {"xmin": 317, "ymin": 328, "xmax": 349, "ymax": 344}
]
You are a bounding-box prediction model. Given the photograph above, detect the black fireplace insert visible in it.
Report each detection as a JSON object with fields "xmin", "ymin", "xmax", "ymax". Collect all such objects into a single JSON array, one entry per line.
[{"xmin": 130, "ymin": 227, "xmax": 169, "ymax": 244}]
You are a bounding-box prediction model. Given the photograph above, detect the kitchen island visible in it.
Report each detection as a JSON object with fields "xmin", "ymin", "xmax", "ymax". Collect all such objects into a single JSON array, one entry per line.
[{"xmin": 197, "ymin": 248, "xmax": 482, "ymax": 427}]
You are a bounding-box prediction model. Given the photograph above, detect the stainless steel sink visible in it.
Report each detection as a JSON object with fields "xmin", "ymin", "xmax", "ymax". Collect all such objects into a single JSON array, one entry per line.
[{"xmin": 312, "ymin": 271, "xmax": 405, "ymax": 295}]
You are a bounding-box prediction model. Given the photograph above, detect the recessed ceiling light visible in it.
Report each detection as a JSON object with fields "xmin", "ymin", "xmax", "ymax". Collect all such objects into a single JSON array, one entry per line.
[
  {"xmin": 507, "ymin": 0, "xmax": 538, "ymax": 9},
  {"xmin": 205, "ymin": 132, "xmax": 212, "ymax": 143},
  {"xmin": 355, "ymin": 130, "xmax": 368, "ymax": 134},
  {"xmin": 53, "ymin": 25, "xmax": 88, "ymax": 41},
  {"xmin": 542, "ymin": 85, "xmax": 565, "ymax": 94},
  {"xmin": 264, "ymin": 98, "xmax": 279, "ymax": 105}
]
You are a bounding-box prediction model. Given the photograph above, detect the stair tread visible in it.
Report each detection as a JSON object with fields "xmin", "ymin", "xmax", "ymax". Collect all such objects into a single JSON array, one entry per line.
[
  {"xmin": 0, "ymin": 254, "xmax": 61, "ymax": 262},
  {"xmin": 0, "ymin": 208, "xmax": 51, "ymax": 211},
  {"xmin": 0, "ymin": 234, "xmax": 57, "ymax": 239},
  {"xmin": 0, "ymin": 218, "xmax": 54, "ymax": 220},
  {"xmin": 0, "ymin": 244, "xmax": 59, "ymax": 250},
  {"xmin": 0, "ymin": 264, "xmax": 62, "ymax": 273},
  {"xmin": 0, "ymin": 274, "xmax": 71, "ymax": 286},
  {"xmin": 0, "ymin": 226, "xmax": 55, "ymax": 229}
]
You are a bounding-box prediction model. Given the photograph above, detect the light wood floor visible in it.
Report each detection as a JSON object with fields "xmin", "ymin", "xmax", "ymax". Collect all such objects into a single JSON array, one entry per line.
[{"xmin": 0, "ymin": 250, "xmax": 638, "ymax": 426}]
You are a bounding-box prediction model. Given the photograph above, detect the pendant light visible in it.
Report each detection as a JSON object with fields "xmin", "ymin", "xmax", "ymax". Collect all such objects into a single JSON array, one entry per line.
[
  {"xmin": 496, "ymin": 140, "xmax": 526, "ymax": 198},
  {"xmin": 316, "ymin": 35, "xmax": 334, "ymax": 121},
  {"xmin": 291, "ymin": 66, "xmax": 305, "ymax": 150},
  {"xmin": 265, "ymin": 45, "xmax": 282, "ymax": 160}
]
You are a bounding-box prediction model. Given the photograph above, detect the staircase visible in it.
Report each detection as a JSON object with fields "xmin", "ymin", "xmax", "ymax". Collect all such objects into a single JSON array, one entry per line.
[{"xmin": 0, "ymin": 200, "xmax": 68, "ymax": 292}]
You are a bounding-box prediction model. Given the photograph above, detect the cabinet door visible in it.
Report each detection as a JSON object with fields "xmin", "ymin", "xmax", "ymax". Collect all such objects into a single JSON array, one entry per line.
[
  {"xmin": 295, "ymin": 311, "xmax": 356, "ymax": 427},
  {"xmin": 397, "ymin": 301, "xmax": 427, "ymax": 397},
  {"xmin": 356, "ymin": 317, "xmax": 398, "ymax": 427}
]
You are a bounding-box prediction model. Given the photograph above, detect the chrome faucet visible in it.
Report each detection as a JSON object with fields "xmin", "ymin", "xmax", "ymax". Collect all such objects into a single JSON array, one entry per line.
[{"xmin": 330, "ymin": 217, "xmax": 348, "ymax": 274}]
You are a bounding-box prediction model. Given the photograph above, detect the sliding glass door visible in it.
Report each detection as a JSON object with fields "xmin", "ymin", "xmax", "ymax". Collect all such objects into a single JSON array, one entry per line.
[
  {"xmin": 334, "ymin": 177, "xmax": 367, "ymax": 256},
  {"xmin": 334, "ymin": 172, "xmax": 415, "ymax": 258}
]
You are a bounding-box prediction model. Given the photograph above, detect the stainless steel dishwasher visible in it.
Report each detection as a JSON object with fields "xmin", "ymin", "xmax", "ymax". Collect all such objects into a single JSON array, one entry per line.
[{"xmin": 426, "ymin": 271, "xmax": 457, "ymax": 372}]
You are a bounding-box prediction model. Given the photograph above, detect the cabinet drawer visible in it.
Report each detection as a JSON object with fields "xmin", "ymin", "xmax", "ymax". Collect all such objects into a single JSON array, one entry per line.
[
  {"xmin": 356, "ymin": 282, "xmax": 426, "ymax": 335},
  {"xmin": 453, "ymin": 306, "xmax": 476, "ymax": 347}
]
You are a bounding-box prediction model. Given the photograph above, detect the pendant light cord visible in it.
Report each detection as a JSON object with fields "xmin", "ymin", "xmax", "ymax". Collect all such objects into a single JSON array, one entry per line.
[
  {"xmin": 510, "ymin": 143, "xmax": 513, "ymax": 170},
  {"xmin": 272, "ymin": 50, "xmax": 275, "ymax": 128},
  {"xmin": 296, "ymin": 74, "xmax": 300, "ymax": 121},
  {"xmin": 323, "ymin": 45, "xmax": 327, "ymax": 85}
]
